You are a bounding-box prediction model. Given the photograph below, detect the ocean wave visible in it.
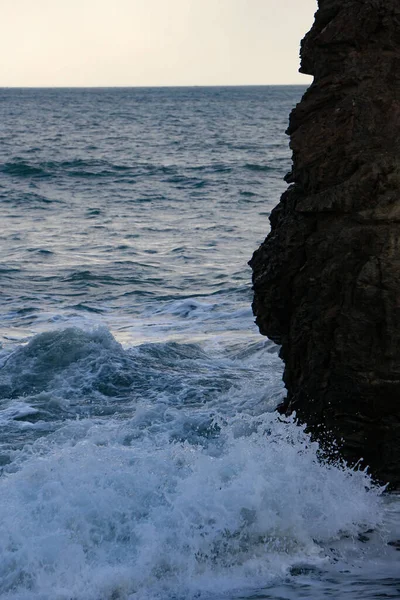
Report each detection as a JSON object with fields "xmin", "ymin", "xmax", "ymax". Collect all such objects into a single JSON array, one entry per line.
[
  {"xmin": 0, "ymin": 191, "xmax": 62, "ymax": 205},
  {"xmin": 1, "ymin": 161, "xmax": 50, "ymax": 178},
  {"xmin": 0, "ymin": 410, "xmax": 384, "ymax": 600},
  {"xmin": 1, "ymin": 157, "xmax": 219, "ymax": 183},
  {"xmin": 166, "ymin": 175, "xmax": 207, "ymax": 188},
  {"xmin": 1, "ymin": 158, "xmax": 133, "ymax": 180},
  {"xmin": 0, "ymin": 327, "xmax": 133, "ymax": 404},
  {"xmin": 239, "ymin": 190, "xmax": 259, "ymax": 197},
  {"xmin": 70, "ymin": 303, "xmax": 106, "ymax": 314},
  {"xmin": 189, "ymin": 164, "xmax": 233, "ymax": 174},
  {"xmin": 244, "ymin": 163, "xmax": 275, "ymax": 172},
  {"xmin": 0, "ymin": 327, "xmax": 272, "ymax": 417}
]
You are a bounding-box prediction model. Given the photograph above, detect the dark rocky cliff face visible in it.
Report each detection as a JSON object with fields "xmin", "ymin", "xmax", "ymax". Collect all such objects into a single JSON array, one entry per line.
[{"xmin": 250, "ymin": 0, "xmax": 400, "ymax": 487}]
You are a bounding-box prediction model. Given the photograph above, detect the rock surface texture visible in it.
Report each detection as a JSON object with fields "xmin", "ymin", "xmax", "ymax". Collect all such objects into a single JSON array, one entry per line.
[{"xmin": 250, "ymin": 0, "xmax": 400, "ymax": 487}]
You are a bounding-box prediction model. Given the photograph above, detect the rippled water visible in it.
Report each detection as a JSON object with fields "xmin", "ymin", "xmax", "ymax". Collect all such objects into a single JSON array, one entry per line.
[{"xmin": 0, "ymin": 87, "xmax": 399, "ymax": 600}]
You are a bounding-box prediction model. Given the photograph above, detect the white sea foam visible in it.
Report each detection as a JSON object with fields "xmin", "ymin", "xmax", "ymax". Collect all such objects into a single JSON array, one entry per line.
[
  {"xmin": 0, "ymin": 328, "xmax": 388, "ymax": 600},
  {"xmin": 0, "ymin": 407, "xmax": 384, "ymax": 600},
  {"xmin": 0, "ymin": 402, "xmax": 39, "ymax": 425}
]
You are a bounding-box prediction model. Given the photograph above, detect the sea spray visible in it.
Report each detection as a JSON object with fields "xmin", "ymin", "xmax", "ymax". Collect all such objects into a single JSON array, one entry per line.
[{"xmin": 0, "ymin": 397, "xmax": 383, "ymax": 599}]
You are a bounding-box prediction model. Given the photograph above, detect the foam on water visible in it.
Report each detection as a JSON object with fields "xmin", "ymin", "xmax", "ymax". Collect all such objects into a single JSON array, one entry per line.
[
  {"xmin": 0, "ymin": 327, "xmax": 390, "ymax": 600},
  {"xmin": 0, "ymin": 399, "xmax": 384, "ymax": 600},
  {"xmin": 0, "ymin": 326, "xmax": 283, "ymax": 441}
]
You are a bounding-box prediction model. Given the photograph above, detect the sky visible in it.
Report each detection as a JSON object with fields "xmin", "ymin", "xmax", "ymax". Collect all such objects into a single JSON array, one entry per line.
[{"xmin": 1, "ymin": 0, "xmax": 317, "ymax": 87}]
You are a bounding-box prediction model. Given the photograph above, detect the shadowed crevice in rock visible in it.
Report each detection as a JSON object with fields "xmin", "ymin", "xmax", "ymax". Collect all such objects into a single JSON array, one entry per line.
[{"xmin": 249, "ymin": 0, "xmax": 400, "ymax": 487}]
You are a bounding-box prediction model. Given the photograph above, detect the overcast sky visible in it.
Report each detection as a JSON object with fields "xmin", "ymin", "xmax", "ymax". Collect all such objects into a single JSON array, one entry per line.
[{"xmin": 1, "ymin": 0, "xmax": 317, "ymax": 87}]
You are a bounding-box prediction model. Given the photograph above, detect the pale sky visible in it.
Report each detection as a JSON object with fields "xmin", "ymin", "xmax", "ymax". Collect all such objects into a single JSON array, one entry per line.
[{"xmin": 1, "ymin": 0, "xmax": 317, "ymax": 87}]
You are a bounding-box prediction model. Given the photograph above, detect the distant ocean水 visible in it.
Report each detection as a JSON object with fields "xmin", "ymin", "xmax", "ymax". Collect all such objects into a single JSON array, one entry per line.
[{"xmin": 0, "ymin": 86, "xmax": 399, "ymax": 600}]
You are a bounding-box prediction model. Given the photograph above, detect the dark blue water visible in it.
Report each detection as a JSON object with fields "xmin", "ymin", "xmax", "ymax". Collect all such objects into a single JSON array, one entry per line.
[{"xmin": 0, "ymin": 87, "xmax": 399, "ymax": 600}]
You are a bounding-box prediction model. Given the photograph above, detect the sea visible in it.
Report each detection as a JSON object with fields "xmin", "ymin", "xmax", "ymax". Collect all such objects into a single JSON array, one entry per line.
[{"xmin": 0, "ymin": 86, "xmax": 399, "ymax": 600}]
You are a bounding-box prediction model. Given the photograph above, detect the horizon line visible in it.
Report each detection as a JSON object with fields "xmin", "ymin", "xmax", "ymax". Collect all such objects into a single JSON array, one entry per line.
[{"xmin": 0, "ymin": 83, "xmax": 310, "ymax": 90}]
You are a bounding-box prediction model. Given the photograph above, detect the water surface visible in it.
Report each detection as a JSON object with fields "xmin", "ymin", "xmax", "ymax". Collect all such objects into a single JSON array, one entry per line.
[{"xmin": 0, "ymin": 86, "xmax": 398, "ymax": 600}]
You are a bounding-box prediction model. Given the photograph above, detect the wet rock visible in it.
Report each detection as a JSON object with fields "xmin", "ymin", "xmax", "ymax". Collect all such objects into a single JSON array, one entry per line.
[{"xmin": 249, "ymin": 0, "xmax": 400, "ymax": 487}]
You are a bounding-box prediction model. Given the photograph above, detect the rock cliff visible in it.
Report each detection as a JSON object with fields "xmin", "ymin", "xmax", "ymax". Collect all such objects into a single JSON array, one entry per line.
[{"xmin": 250, "ymin": 0, "xmax": 400, "ymax": 487}]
